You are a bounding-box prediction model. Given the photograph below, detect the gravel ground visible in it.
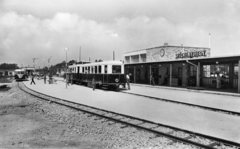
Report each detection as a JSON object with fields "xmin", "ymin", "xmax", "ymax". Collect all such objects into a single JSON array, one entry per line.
[{"xmin": 0, "ymin": 82, "xmax": 201, "ymax": 148}]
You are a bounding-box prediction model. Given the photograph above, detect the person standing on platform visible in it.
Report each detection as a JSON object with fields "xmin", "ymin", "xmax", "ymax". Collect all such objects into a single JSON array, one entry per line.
[
  {"xmin": 30, "ymin": 74, "xmax": 35, "ymax": 85},
  {"xmin": 66, "ymin": 74, "xmax": 69, "ymax": 86},
  {"xmin": 92, "ymin": 77, "xmax": 96, "ymax": 91},
  {"xmin": 44, "ymin": 74, "xmax": 46, "ymax": 84},
  {"xmin": 71, "ymin": 74, "xmax": 73, "ymax": 85},
  {"xmin": 150, "ymin": 74, "xmax": 155, "ymax": 86},
  {"xmin": 126, "ymin": 73, "xmax": 130, "ymax": 90}
]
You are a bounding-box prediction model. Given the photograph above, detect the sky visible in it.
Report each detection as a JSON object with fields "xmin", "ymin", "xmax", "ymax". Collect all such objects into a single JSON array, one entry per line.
[{"xmin": 0, "ymin": 0, "xmax": 240, "ymax": 67}]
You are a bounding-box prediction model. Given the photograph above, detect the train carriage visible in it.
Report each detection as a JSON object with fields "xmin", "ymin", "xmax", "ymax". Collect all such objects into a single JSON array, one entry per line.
[
  {"xmin": 68, "ymin": 61, "xmax": 125, "ymax": 89},
  {"xmin": 14, "ymin": 68, "xmax": 34, "ymax": 82},
  {"xmin": 14, "ymin": 69, "xmax": 28, "ymax": 81}
]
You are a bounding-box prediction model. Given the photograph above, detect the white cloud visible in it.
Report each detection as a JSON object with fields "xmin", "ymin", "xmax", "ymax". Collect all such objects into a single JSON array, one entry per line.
[{"xmin": 1, "ymin": 0, "xmax": 240, "ymax": 66}]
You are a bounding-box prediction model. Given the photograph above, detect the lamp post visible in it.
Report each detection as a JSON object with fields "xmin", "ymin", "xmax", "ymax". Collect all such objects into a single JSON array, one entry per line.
[
  {"xmin": 48, "ymin": 56, "xmax": 52, "ymax": 75},
  {"xmin": 43, "ymin": 59, "xmax": 45, "ymax": 74},
  {"xmin": 32, "ymin": 58, "xmax": 38, "ymax": 74},
  {"xmin": 65, "ymin": 47, "xmax": 68, "ymax": 89}
]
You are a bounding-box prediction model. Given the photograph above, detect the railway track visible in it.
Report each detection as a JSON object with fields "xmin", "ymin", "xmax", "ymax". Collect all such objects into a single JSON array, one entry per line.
[
  {"xmin": 120, "ymin": 89, "xmax": 240, "ymax": 117},
  {"xmin": 18, "ymin": 82, "xmax": 240, "ymax": 149}
]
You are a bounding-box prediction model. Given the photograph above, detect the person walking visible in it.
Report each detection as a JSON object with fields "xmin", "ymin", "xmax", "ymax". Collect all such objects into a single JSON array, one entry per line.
[
  {"xmin": 126, "ymin": 74, "xmax": 130, "ymax": 90},
  {"xmin": 30, "ymin": 74, "xmax": 36, "ymax": 85},
  {"xmin": 44, "ymin": 74, "xmax": 46, "ymax": 84},
  {"xmin": 92, "ymin": 77, "xmax": 96, "ymax": 91},
  {"xmin": 150, "ymin": 74, "xmax": 155, "ymax": 86}
]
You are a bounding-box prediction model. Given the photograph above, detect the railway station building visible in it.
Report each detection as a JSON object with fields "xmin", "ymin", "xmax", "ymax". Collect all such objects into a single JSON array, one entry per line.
[{"xmin": 124, "ymin": 43, "xmax": 240, "ymax": 93}]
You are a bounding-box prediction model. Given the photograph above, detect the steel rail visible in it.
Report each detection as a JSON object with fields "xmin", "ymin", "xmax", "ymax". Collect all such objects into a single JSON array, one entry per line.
[
  {"xmin": 18, "ymin": 82, "xmax": 240, "ymax": 149},
  {"xmin": 122, "ymin": 91, "xmax": 240, "ymax": 116}
]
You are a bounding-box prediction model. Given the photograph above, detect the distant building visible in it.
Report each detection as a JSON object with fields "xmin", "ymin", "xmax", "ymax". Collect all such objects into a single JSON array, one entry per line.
[{"xmin": 0, "ymin": 69, "xmax": 16, "ymax": 76}]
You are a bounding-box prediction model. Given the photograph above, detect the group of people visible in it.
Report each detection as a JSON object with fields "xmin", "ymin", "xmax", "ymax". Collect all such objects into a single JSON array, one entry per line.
[{"xmin": 30, "ymin": 74, "xmax": 50, "ymax": 85}]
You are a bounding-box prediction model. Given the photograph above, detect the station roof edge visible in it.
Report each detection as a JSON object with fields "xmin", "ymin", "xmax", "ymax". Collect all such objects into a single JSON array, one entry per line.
[
  {"xmin": 124, "ymin": 45, "xmax": 210, "ymax": 55},
  {"xmin": 124, "ymin": 54, "xmax": 240, "ymax": 65}
]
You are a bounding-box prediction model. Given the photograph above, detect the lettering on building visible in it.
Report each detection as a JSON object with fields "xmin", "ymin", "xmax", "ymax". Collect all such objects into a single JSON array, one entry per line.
[{"xmin": 176, "ymin": 50, "xmax": 207, "ymax": 59}]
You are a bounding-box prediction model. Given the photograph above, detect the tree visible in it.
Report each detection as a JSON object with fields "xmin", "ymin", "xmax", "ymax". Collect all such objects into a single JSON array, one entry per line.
[{"xmin": 0, "ymin": 63, "xmax": 19, "ymax": 69}]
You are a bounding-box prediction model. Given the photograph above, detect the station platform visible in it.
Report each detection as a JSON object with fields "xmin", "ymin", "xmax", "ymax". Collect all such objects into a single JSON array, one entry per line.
[{"xmin": 23, "ymin": 78, "xmax": 240, "ymax": 143}]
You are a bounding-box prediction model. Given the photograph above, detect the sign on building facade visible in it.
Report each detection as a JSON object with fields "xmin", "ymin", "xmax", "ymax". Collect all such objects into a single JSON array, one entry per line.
[{"xmin": 146, "ymin": 46, "xmax": 211, "ymax": 62}]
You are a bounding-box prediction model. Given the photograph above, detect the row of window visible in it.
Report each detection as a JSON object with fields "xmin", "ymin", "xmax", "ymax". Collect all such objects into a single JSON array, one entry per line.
[
  {"xmin": 202, "ymin": 64, "xmax": 239, "ymax": 78},
  {"xmin": 69, "ymin": 65, "xmax": 122, "ymax": 74}
]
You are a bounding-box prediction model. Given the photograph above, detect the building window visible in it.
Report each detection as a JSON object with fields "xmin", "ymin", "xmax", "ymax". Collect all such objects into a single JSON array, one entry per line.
[
  {"xmin": 131, "ymin": 55, "xmax": 139, "ymax": 63},
  {"xmin": 125, "ymin": 56, "xmax": 130, "ymax": 63},
  {"xmin": 190, "ymin": 66, "xmax": 197, "ymax": 76},
  {"xmin": 112, "ymin": 65, "xmax": 121, "ymax": 73},
  {"xmin": 203, "ymin": 64, "xmax": 229, "ymax": 78},
  {"xmin": 234, "ymin": 64, "xmax": 238, "ymax": 78}
]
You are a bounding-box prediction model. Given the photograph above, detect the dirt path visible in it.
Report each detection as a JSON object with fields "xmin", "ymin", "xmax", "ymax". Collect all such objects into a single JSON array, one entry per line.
[{"xmin": 0, "ymin": 83, "xmax": 106, "ymax": 149}]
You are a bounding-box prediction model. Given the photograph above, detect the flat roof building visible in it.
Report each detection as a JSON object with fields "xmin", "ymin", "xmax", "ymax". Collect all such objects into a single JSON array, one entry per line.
[{"xmin": 124, "ymin": 43, "xmax": 240, "ymax": 93}]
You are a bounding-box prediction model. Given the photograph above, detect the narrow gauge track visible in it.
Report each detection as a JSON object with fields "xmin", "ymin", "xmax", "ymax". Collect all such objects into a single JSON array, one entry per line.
[
  {"xmin": 120, "ymin": 89, "xmax": 240, "ymax": 117},
  {"xmin": 65, "ymin": 79, "xmax": 240, "ymax": 117},
  {"xmin": 18, "ymin": 82, "xmax": 240, "ymax": 149}
]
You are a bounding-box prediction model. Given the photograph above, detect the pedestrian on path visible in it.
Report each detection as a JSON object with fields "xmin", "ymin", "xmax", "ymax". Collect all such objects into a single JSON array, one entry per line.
[
  {"xmin": 44, "ymin": 74, "xmax": 46, "ymax": 84},
  {"xmin": 30, "ymin": 74, "xmax": 36, "ymax": 85},
  {"xmin": 126, "ymin": 73, "xmax": 130, "ymax": 90},
  {"xmin": 92, "ymin": 77, "xmax": 96, "ymax": 91},
  {"xmin": 150, "ymin": 74, "xmax": 155, "ymax": 86}
]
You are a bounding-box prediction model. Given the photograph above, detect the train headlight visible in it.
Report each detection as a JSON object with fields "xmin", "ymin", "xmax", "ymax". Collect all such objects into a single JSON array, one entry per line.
[{"xmin": 115, "ymin": 78, "xmax": 119, "ymax": 82}]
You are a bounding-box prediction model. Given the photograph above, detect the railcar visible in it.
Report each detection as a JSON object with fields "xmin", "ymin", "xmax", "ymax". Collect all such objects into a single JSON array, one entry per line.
[
  {"xmin": 14, "ymin": 69, "xmax": 28, "ymax": 81},
  {"xmin": 14, "ymin": 68, "xmax": 35, "ymax": 82},
  {"xmin": 68, "ymin": 61, "xmax": 125, "ymax": 89}
]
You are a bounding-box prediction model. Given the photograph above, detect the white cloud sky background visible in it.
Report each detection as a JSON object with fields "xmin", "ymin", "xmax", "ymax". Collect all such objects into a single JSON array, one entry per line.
[{"xmin": 0, "ymin": 0, "xmax": 240, "ymax": 67}]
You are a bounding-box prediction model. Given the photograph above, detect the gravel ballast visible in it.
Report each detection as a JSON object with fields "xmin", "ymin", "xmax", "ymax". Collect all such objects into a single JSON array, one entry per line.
[{"xmin": 1, "ymin": 82, "xmax": 236, "ymax": 149}]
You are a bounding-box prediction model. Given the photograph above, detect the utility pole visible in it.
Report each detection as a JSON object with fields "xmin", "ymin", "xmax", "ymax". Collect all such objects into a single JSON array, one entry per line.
[
  {"xmin": 113, "ymin": 51, "xmax": 115, "ymax": 61},
  {"xmin": 79, "ymin": 47, "xmax": 81, "ymax": 62}
]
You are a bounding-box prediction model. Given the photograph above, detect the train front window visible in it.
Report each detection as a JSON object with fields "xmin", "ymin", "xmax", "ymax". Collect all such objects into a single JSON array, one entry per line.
[{"xmin": 112, "ymin": 65, "xmax": 121, "ymax": 73}]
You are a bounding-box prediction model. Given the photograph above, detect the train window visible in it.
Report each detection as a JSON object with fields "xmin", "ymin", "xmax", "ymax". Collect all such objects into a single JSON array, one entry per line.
[
  {"xmin": 88, "ymin": 67, "xmax": 90, "ymax": 73},
  {"xmin": 98, "ymin": 66, "xmax": 101, "ymax": 73},
  {"xmin": 95, "ymin": 66, "xmax": 97, "ymax": 73},
  {"xmin": 82, "ymin": 67, "xmax": 84, "ymax": 73},
  {"xmin": 112, "ymin": 65, "xmax": 121, "ymax": 73},
  {"xmin": 91, "ymin": 66, "xmax": 94, "ymax": 73},
  {"xmin": 104, "ymin": 65, "xmax": 107, "ymax": 73}
]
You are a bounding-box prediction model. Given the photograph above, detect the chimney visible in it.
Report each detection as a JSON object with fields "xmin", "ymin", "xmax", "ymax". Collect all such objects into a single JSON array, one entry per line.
[{"xmin": 164, "ymin": 43, "xmax": 168, "ymax": 46}]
